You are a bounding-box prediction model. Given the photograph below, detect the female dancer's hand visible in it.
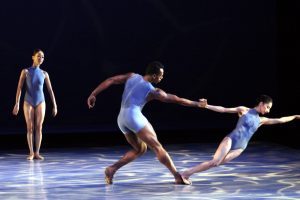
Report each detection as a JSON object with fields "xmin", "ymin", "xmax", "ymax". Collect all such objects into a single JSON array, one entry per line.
[
  {"xmin": 12, "ymin": 103, "xmax": 19, "ymax": 115},
  {"xmin": 199, "ymin": 98, "xmax": 207, "ymax": 108},
  {"xmin": 52, "ymin": 106, "xmax": 57, "ymax": 117},
  {"xmin": 87, "ymin": 95, "xmax": 96, "ymax": 109}
]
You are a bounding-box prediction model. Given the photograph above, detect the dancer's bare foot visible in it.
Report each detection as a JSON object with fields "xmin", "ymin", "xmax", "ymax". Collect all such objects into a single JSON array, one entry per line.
[
  {"xmin": 181, "ymin": 171, "xmax": 190, "ymax": 180},
  {"xmin": 34, "ymin": 153, "xmax": 44, "ymax": 160},
  {"xmin": 175, "ymin": 172, "xmax": 192, "ymax": 185},
  {"xmin": 27, "ymin": 154, "xmax": 34, "ymax": 160},
  {"xmin": 105, "ymin": 167, "xmax": 115, "ymax": 184}
]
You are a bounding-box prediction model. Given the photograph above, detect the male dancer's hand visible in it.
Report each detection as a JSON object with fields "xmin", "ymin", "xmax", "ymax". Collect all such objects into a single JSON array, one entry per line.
[{"xmin": 199, "ymin": 98, "xmax": 207, "ymax": 108}]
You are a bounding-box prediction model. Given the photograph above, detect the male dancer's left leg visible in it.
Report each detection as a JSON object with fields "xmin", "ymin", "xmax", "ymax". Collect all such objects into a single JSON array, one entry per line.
[{"xmin": 105, "ymin": 132, "xmax": 147, "ymax": 184}]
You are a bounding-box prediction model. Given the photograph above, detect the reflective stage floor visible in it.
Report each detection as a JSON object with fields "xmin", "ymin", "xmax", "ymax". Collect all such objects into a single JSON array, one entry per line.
[{"xmin": 0, "ymin": 142, "xmax": 299, "ymax": 199}]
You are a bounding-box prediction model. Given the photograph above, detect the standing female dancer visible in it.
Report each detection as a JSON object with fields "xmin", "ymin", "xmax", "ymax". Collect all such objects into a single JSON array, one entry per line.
[
  {"xmin": 12, "ymin": 49, "xmax": 57, "ymax": 160},
  {"xmin": 182, "ymin": 95, "xmax": 299, "ymax": 180},
  {"xmin": 87, "ymin": 61, "xmax": 203, "ymax": 185}
]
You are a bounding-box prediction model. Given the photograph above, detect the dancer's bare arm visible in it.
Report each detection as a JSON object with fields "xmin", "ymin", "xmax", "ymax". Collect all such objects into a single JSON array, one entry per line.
[
  {"xmin": 12, "ymin": 69, "xmax": 27, "ymax": 115},
  {"xmin": 260, "ymin": 115, "xmax": 300, "ymax": 125},
  {"xmin": 87, "ymin": 72, "xmax": 134, "ymax": 109},
  {"xmin": 199, "ymin": 98, "xmax": 248, "ymax": 116},
  {"xmin": 148, "ymin": 88, "xmax": 201, "ymax": 107},
  {"xmin": 44, "ymin": 71, "xmax": 57, "ymax": 117}
]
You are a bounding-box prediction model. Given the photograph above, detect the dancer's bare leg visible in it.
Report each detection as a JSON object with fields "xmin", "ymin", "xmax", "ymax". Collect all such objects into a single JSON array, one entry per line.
[
  {"xmin": 34, "ymin": 102, "xmax": 46, "ymax": 160},
  {"xmin": 23, "ymin": 102, "xmax": 34, "ymax": 160},
  {"xmin": 137, "ymin": 124, "xmax": 190, "ymax": 184},
  {"xmin": 182, "ymin": 137, "xmax": 233, "ymax": 179},
  {"xmin": 221, "ymin": 149, "xmax": 243, "ymax": 164},
  {"xmin": 105, "ymin": 132, "xmax": 147, "ymax": 184}
]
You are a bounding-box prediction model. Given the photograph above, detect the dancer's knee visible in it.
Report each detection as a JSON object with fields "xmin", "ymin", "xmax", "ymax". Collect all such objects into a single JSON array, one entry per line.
[
  {"xmin": 151, "ymin": 144, "xmax": 164, "ymax": 154},
  {"xmin": 210, "ymin": 159, "xmax": 222, "ymax": 167},
  {"xmin": 35, "ymin": 124, "xmax": 43, "ymax": 134},
  {"xmin": 27, "ymin": 128, "xmax": 33, "ymax": 135},
  {"xmin": 138, "ymin": 142, "xmax": 147, "ymax": 155}
]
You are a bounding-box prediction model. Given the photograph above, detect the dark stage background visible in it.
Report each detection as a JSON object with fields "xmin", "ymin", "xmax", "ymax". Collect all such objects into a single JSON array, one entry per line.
[{"xmin": 0, "ymin": 0, "xmax": 299, "ymax": 148}]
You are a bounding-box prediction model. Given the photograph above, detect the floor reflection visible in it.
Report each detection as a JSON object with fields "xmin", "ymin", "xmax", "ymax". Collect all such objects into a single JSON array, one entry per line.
[{"xmin": 0, "ymin": 142, "xmax": 299, "ymax": 199}]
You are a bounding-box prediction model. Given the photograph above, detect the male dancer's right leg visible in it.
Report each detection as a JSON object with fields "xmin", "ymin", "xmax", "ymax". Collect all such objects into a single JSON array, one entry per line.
[
  {"xmin": 105, "ymin": 132, "xmax": 147, "ymax": 184},
  {"xmin": 23, "ymin": 102, "xmax": 35, "ymax": 160},
  {"xmin": 137, "ymin": 123, "xmax": 191, "ymax": 185}
]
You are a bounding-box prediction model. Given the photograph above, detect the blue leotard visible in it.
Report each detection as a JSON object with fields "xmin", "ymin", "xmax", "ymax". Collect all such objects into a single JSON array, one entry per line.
[
  {"xmin": 117, "ymin": 74, "xmax": 155, "ymax": 134},
  {"xmin": 24, "ymin": 66, "xmax": 45, "ymax": 107},
  {"xmin": 227, "ymin": 108, "xmax": 260, "ymax": 150}
]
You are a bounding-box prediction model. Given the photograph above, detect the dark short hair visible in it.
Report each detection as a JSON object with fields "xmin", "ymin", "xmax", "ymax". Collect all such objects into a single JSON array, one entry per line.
[
  {"xmin": 33, "ymin": 49, "xmax": 43, "ymax": 56},
  {"xmin": 145, "ymin": 61, "xmax": 164, "ymax": 75},
  {"xmin": 255, "ymin": 94, "xmax": 273, "ymax": 106}
]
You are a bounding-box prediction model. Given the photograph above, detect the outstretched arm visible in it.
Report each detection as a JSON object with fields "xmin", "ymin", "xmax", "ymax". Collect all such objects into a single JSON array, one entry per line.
[
  {"xmin": 12, "ymin": 69, "xmax": 26, "ymax": 115},
  {"xmin": 260, "ymin": 115, "xmax": 300, "ymax": 125},
  {"xmin": 87, "ymin": 72, "xmax": 134, "ymax": 109},
  {"xmin": 199, "ymin": 98, "xmax": 248, "ymax": 115},
  {"xmin": 148, "ymin": 88, "xmax": 201, "ymax": 107},
  {"xmin": 45, "ymin": 72, "xmax": 58, "ymax": 117}
]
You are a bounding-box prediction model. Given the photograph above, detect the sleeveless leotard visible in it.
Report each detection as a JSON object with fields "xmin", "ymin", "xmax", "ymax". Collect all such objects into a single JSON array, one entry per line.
[
  {"xmin": 117, "ymin": 74, "xmax": 155, "ymax": 134},
  {"xmin": 227, "ymin": 108, "xmax": 260, "ymax": 150},
  {"xmin": 24, "ymin": 66, "xmax": 45, "ymax": 107}
]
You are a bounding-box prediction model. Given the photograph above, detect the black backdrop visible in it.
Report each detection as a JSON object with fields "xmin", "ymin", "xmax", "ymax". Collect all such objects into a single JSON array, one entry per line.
[{"xmin": 0, "ymin": 0, "xmax": 299, "ymax": 148}]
